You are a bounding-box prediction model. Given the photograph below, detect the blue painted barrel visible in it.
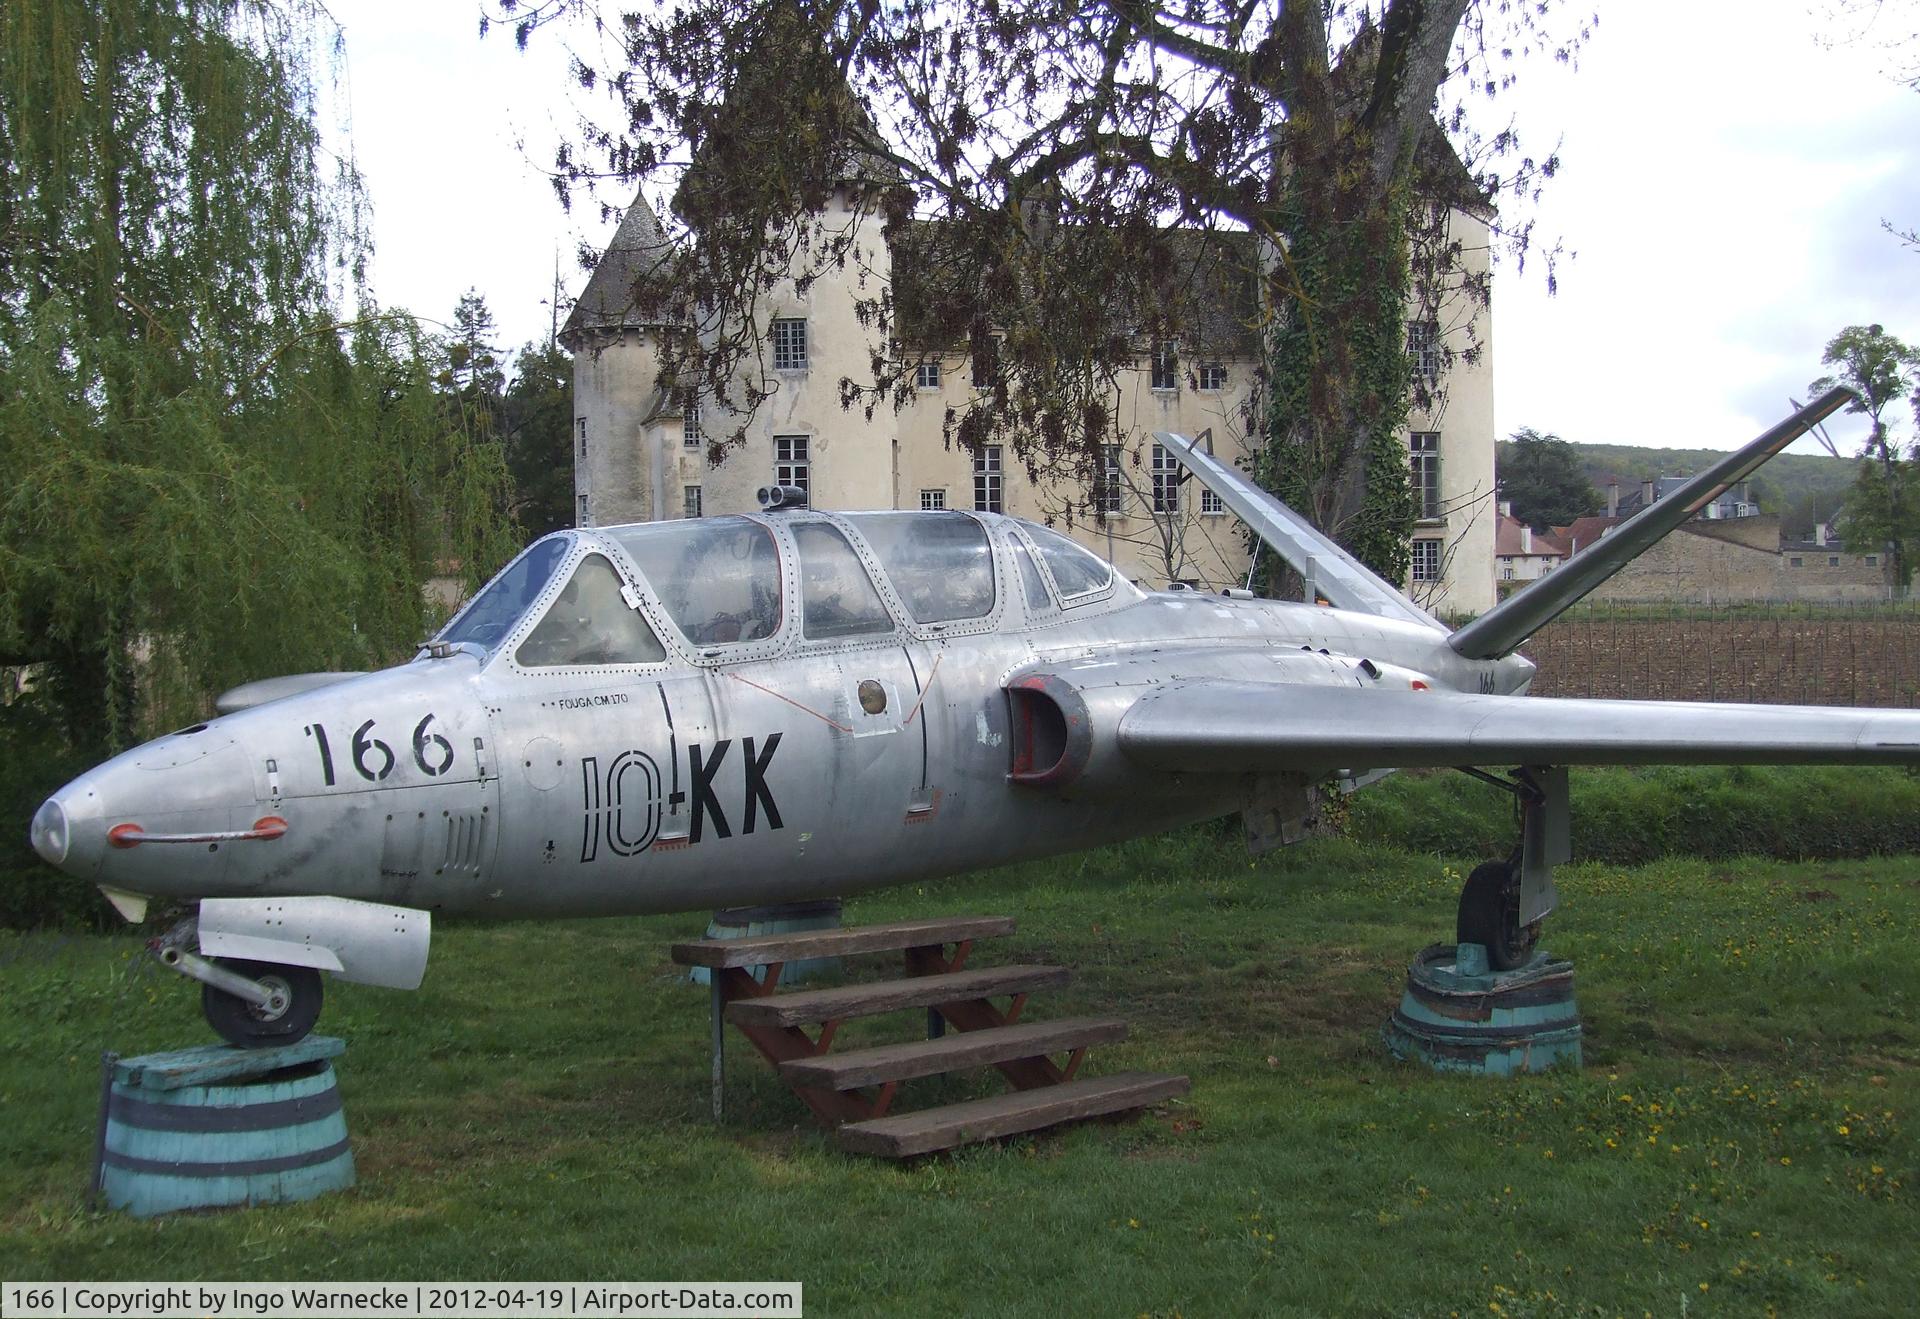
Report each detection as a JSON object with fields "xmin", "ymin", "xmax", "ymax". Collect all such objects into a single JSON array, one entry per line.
[
  {"xmin": 1383, "ymin": 944, "xmax": 1582, "ymax": 1076},
  {"xmin": 99, "ymin": 1036, "xmax": 354, "ymax": 1217},
  {"xmin": 687, "ymin": 898, "xmax": 843, "ymax": 987}
]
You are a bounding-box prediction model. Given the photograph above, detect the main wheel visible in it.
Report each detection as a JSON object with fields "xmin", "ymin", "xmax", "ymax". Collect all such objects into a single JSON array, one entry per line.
[
  {"xmin": 1455, "ymin": 856, "xmax": 1540, "ymax": 971},
  {"xmin": 202, "ymin": 958, "xmax": 323, "ymax": 1048}
]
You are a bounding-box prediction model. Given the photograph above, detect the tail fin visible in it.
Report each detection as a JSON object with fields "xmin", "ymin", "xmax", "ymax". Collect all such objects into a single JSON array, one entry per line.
[
  {"xmin": 1156, "ymin": 431, "xmax": 1444, "ymax": 631},
  {"xmin": 1448, "ymin": 387, "xmax": 1857, "ymax": 660}
]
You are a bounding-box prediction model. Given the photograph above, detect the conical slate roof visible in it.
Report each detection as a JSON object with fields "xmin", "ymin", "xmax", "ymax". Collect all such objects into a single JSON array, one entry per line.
[
  {"xmin": 562, "ymin": 188, "xmax": 680, "ymax": 340},
  {"xmin": 672, "ymin": 11, "xmax": 897, "ymax": 225}
]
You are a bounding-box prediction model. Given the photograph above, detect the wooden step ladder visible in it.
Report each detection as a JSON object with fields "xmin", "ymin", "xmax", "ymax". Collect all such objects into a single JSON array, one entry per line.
[{"xmin": 670, "ymin": 914, "xmax": 1189, "ymax": 1158}]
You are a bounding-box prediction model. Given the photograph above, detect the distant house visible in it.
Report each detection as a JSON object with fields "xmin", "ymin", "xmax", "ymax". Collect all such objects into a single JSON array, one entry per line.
[
  {"xmin": 1494, "ymin": 501, "xmax": 1567, "ymax": 586},
  {"xmin": 1603, "ymin": 477, "xmax": 1756, "ymax": 521},
  {"xmin": 1780, "ymin": 522, "xmax": 1884, "ymax": 585},
  {"xmin": 1568, "ymin": 514, "xmax": 1885, "ymax": 603},
  {"xmin": 1557, "ymin": 515, "xmax": 1619, "ymax": 555}
]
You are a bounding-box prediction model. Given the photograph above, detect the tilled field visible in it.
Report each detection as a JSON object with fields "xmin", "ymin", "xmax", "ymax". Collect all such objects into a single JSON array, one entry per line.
[{"xmin": 1521, "ymin": 609, "xmax": 1920, "ymax": 706}]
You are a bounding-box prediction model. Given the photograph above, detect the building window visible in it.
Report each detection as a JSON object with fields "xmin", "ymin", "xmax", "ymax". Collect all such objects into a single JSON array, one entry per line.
[
  {"xmin": 683, "ymin": 484, "xmax": 702, "ymax": 519},
  {"xmin": 920, "ymin": 488, "xmax": 946, "ymax": 510},
  {"xmin": 682, "ymin": 393, "xmax": 701, "ymax": 448},
  {"xmin": 915, "ymin": 361, "xmax": 941, "ymax": 390},
  {"xmin": 774, "ymin": 434, "xmax": 810, "ymax": 499},
  {"xmin": 576, "ymin": 492, "xmax": 590, "ymax": 527},
  {"xmin": 973, "ymin": 445, "xmax": 1003, "ymax": 513},
  {"xmin": 1829, "ymin": 555, "xmax": 1841, "ymax": 567},
  {"xmin": 1199, "ymin": 362, "xmax": 1227, "ymax": 391},
  {"xmin": 1411, "ymin": 539, "xmax": 1441, "ymax": 582},
  {"xmin": 1094, "ymin": 445, "xmax": 1124, "ymax": 514},
  {"xmin": 1150, "ymin": 341, "xmax": 1178, "ymax": 391},
  {"xmin": 1790, "ymin": 556, "xmax": 1804, "ymax": 567},
  {"xmin": 972, "ymin": 336, "xmax": 1000, "ymax": 387},
  {"xmin": 576, "ymin": 417, "xmax": 588, "ymax": 457},
  {"xmin": 1150, "ymin": 443, "xmax": 1180, "ymax": 513},
  {"xmin": 1868, "ymin": 555, "xmax": 1879, "ymax": 566},
  {"xmin": 1201, "ymin": 488, "xmax": 1224, "ymax": 515},
  {"xmin": 1502, "ymin": 563, "xmax": 1514, "ymax": 580},
  {"xmin": 1408, "ymin": 319, "xmax": 1440, "ymax": 380},
  {"xmin": 1411, "ymin": 432, "xmax": 1442, "ymax": 520},
  {"xmin": 772, "ymin": 317, "xmax": 808, "ymax": 370}
]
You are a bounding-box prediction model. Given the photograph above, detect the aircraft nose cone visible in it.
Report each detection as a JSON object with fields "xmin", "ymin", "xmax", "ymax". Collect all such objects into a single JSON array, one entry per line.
[{"xmin": 30, "ymin": 797, "xmax": 69, "ymax": 866}]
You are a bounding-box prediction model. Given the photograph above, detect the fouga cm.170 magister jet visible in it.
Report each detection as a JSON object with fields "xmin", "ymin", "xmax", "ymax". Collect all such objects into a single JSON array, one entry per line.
[{"xmin": 27, "ymin": 387, "xmax": 1910, "ymax": 1047}]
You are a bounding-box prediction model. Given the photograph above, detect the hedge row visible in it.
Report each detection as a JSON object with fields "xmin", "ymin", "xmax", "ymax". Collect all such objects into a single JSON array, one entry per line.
[{"xmin": 1345, "ymin": 764, "xmax": 1920, "ymax": 866}]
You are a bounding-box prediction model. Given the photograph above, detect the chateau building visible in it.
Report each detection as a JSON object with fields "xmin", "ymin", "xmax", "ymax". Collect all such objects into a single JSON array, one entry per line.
[{"xmin": 562, "ymin": 180, "xmax": 1497, "ymax": 616}]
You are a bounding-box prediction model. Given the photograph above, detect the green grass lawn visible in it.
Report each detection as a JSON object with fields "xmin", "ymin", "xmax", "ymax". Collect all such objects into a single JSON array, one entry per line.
[{"xmin": 2, "ymin": 828, "xmax": 1914, "ymax": 1317}]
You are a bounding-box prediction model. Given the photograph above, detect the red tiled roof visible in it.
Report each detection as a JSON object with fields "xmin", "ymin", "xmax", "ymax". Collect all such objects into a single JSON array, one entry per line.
[
  {"xmin": 1495, "ymin": 513, "xmax": 1567, "ymax": 559},
  {"xmin": 1557, "ymin": 515, "xmax": 1621, "ymax": 555}
]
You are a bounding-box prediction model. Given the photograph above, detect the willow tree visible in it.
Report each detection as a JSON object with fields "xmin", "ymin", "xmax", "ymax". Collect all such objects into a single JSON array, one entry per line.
[
  {"xmin": 0, "ymin": 0, "xmax": 515, "ymax": 753},
  {"xmin": 493, "ymin": 0, "xmax": 1578, "ymax": 579}
]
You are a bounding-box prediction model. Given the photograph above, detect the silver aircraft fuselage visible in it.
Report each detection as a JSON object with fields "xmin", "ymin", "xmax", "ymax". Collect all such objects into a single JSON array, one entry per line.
[
  {"xmin": 30, "ymin": 510, "xmax": 1531, "ymax": 923},
  {"xmin": 34, "ymin": 396, "xmax": 1912, "ymax": 1040}
]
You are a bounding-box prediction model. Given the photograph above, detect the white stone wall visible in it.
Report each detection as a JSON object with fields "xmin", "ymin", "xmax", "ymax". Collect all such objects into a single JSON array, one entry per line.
[
  {"xmin": 888, "ymin": 350, "xmax": 1261, "ymax": 589},
  {"xmin": 677, "ymin": 187, "xmax": 899, "ymax": 524},
  {"xmin": 1406, "ymin": 208, "xmax": 1497, "ymax": 617},
  {"xmin": 571, "ymin": 328, "xmax": 666, "ymax": 527},
  {"xmin": 572, "ymin": 205, "xmax": 1497, "ymax": 614}
]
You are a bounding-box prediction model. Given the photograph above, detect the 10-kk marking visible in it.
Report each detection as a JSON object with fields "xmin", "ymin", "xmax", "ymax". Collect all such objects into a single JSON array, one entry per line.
[{"xmin": 580, "ymin": 734, "xmax": 782, "ymax": 862}]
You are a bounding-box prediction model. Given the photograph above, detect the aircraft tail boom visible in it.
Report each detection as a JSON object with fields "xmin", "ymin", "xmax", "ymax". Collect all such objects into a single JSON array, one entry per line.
[
  {"xmin": 1155, "ymin": 431, "xmax": 1443, "ymax": 631},
  {"xmin": 1447, "ymin": 388, "xmax": 1857, "ymax": 660}
]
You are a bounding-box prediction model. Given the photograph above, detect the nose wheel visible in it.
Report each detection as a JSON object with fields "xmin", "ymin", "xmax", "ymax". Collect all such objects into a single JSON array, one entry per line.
[
  {"xmin": 151, "ymin": 923, "xmax": 327, "ymax": 1048},
  {"xmin": 200, "ymin": 958, "xmax": 324, "ymax": 1048}
]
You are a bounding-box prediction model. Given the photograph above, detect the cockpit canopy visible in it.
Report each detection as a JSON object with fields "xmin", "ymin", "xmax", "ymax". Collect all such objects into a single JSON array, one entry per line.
[
  {"xmin": 434, "ymin": 510, "xmax": 1135, "ymax": 668},
  {"xmin": 609, "ymin": 518, "xmax": 784, "ymax": 646}
]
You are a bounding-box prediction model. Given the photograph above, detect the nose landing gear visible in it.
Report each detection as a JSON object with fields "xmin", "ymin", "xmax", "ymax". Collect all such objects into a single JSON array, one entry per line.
[
  {"xmin": 151, "ymin": 920, "xmax": 325, "ymax": 1047},
  {"xmin": 199, "ymin": 959, "xmax": 324, "ymax": 1048}
]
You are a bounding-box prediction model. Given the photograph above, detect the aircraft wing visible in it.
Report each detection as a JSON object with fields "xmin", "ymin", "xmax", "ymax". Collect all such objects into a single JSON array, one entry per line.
[{"xmin": 1116, "ymin": 681, "xmax": 1920, "ymax": 774}]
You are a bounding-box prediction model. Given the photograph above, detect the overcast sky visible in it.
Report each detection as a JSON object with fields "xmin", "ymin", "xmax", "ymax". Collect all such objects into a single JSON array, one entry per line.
[{"xmin": 326, "ymin": 0, "xmax": 1920, "ymax": 457}]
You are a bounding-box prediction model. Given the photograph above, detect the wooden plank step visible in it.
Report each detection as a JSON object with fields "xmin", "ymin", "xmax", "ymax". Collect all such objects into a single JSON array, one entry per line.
[
  {"xmin": 672, "ymin": 915, "xmax": 1015, "ymax": 969},
  {"xmin": 837, "ymin": 1071, "xmax": 1191, "ymax": 1158},
  {"xmin": 725, "ymin": 964, "xmax": 1068, "ymax": 1029},
  {"xmin": 779, "ymin": 1016, "xmax": 1127, "ymax": 1090}
]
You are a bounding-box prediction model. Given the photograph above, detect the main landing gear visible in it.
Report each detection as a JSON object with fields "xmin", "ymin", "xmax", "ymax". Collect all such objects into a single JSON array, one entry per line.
[
  {"xmin": 1456, "ymin": 850, "xmax": 1538, "ymax": 970},
  {"xmin": 1452, "ymin": 765, "xmax": 1570, "ymax": 971},
  {"xmin": 151, "ymin": 919, "xmax": 325, "ymax": 1047}
]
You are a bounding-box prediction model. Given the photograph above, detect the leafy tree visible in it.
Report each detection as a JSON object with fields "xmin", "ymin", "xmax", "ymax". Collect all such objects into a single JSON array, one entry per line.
[
  {"xmin": 502, "ymin": 341, "xmax": 577, "ymax": 536},
  {"xmin": 1496, "ymin": 427, "xmax": 1600, "ymax": 529},
  {"xmin": 491, "ymin": 0, "xmax": 1582, "ymax": 582},
  {"xmin": 0, "ymin": 1, "xmax": 517, "ymax": 755},
  {"xmin": 1811, "ymin": 324, "xmax": 1920, "ymax": 594}
]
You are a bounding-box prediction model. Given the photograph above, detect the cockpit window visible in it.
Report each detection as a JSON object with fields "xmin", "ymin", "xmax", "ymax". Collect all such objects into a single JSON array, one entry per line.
[
  {"xmin": 608, "ymin": 517, "xmax": 782, "ymax": 647},
  {"xmin": 515, "ymin": 555, "xmax": 667, "ymax": 667},
  {"xmin": 439, "ymin": 536, "xmax": 570, "ymax": 652},
  {"xmin": 1026, "ymin": 523, "xmax": 1113, "ymax": 599},
  {"xmin": 794, "ymin": 523, "xmax": 894, "ymax": 640},
  {"xmin": 848, "ymin": 512, "xmax": 996, "ymax": 624},
  {"xmin": 1010, "ymin": 536, "xmax": 1056, "ymax": 616}
]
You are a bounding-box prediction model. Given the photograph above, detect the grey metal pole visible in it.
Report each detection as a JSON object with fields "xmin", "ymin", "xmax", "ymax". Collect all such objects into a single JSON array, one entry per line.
[
  {"xmin": 709, "ymin": 978, "xmax": 725, "ymax": 1122},
  {"xmin": 91, "ymin": 1051, "xmax": 118, "ymax": 1204}
]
